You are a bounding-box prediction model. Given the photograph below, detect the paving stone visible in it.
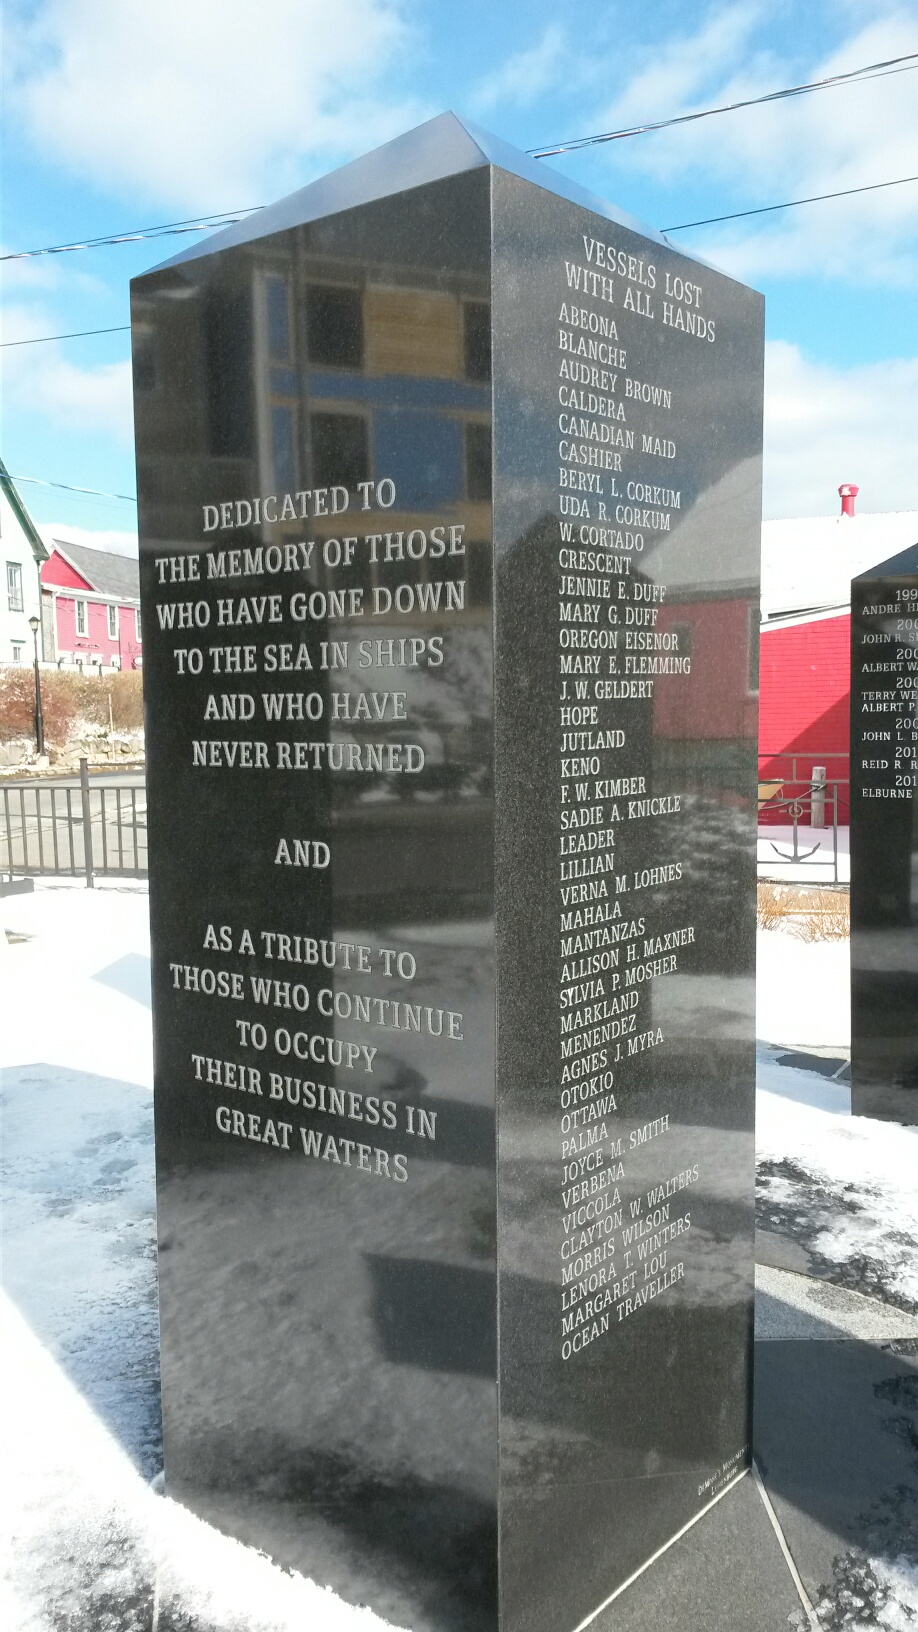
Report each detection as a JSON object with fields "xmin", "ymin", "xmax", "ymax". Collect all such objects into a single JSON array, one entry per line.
[
  {"xmin": 755, "ymin": 1339, "xmax": 918, "ymax": 1605},
  {"xmin": 591, "ymin": 1473, "xmax": 802, "ymax": 1632}
]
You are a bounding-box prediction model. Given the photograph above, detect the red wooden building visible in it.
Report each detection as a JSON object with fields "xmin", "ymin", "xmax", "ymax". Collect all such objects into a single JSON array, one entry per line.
[
  {"xmin": 40, "ymin": 540, "xmax": 142, "ymax": 670},
  {"xmin": 758, "ymin": 490, "xmax": 918, "ymax": 826}
]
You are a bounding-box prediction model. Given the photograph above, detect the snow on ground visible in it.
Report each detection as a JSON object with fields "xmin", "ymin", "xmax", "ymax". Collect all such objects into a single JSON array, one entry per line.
[
  {"xmin": 757, "ymin": 1047, "xmax": 918, "ymax": 1312},
  {"xmin": 1, "ymin": 1291, "xmax": 401, "ymax": 1632},
  {"xmin": 1, "ymin": 881, "xmax": 404, "ymax": 1632},
  {"xmin": 756, "ymin": 922, "xmax": 918, "ymax": 1314},
  {"xmin": 792, "ymin": 1555, "xmax": 918, "ymax": 1632},
  {"xmin": 757, "ymin": 822, "xmax": 849, "ymax": 886},
  {"xmin": 2, "ymin": 884, "xmax": 916, "ymax": 1628},
  {"xmin": 757, "ymin": 925, "xmax": 850, "ymax": 1050}
]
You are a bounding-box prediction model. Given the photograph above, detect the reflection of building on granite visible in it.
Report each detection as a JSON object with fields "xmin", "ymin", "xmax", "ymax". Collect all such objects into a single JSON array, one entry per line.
[
  {"xmin": 262, "ymin": 271, "xmax": 492, "ymax": 607},
  {"xmin": 132, "ymin": 199, "xmax": 495, "ymax": 916},
  {"xmin": 256, "ymin": 265, "xmax": 495, "ymax": 821},
  {"xmin": 640, "ymin": 457, "xmax": 761, "ymax": 798},
  {"xmin": 132, "ymin": 248, "xmax": 492, "ymax": 605}
]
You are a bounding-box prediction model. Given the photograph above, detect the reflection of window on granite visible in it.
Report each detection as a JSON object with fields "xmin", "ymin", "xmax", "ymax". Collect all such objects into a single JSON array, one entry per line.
[
  {"xmin": 463, "ymin": 302, "xmax": 491, "ymax": 381},
  {"xmin": 306, "ymin": 284, "xmax": 363, "ymax": 368},
  {"xmin": 465, "ymin": 422, "xmax": 492, "ymax": 500},
  {"xmin": 271, "ymin": 405, "xmax": 297, "ymax": 491},
  {"xmin": 466, "ymin": 542, "xmax": 491, "ymax": 608},
  {"xmin": 747, "ymin": 604, "xmax": 760, "ymax": 693},
  {"xmin": 265, "ymin": 274, "xmax": 291, "ymax": 361},
  {"xmin": 311, "ymin": 411, "xmax": 369, "ymax": 492},
  {"xmin": 671, "ymin": 622, "xmax": 692, "ymax": 660},
  {"xmin": 132, "ymin": 330, "xmax": 156, "ymax": 393}
]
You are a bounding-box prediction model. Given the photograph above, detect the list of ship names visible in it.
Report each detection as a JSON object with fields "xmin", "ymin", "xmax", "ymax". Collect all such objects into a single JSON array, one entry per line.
[
  {"xmin": 555, "ymin": 233, "xmax": 715, "ymax": 1360},
  {"xmin": 856, "ymin": 587, "xmax": 918, "ymax": 796}
]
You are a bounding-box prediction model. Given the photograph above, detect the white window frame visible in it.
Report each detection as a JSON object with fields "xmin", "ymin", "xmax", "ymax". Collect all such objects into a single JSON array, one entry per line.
[
  {"xmin": 108, "ymin": 603, "xmax": 119, "ymax": 639},
  {"xmin": 135, "ymin": 605, "xmax": 142, "ymax": 643},
  {"xmin": 75, "ymin": 599, "xmax": 88, "ymax": 636},
  {"xmin": 6, "ymin": 560, "xmax": 23, "ymax": 612},
  {"xmin": 11, "ymin": 643, "xmax": 24, "ymax": 665}
]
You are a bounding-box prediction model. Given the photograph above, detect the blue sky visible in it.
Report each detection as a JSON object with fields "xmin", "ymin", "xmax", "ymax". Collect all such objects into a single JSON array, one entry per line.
[{"xmin": 2, "ymin": 0, "xmax": 917, "ymax": 543}]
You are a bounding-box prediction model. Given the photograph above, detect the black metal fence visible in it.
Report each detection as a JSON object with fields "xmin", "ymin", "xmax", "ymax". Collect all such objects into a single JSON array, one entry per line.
[
  {"xmin": 758, "ymin": 751, "xmax": 849, "ymax": 884},
  {"xmin": 0, "ymin": 760, "xmax": 147, "ymax": 885}
]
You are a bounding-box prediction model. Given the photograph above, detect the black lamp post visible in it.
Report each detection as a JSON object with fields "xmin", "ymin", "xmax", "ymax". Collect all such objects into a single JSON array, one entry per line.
[{"xmin": 28, "ymin": 615, "xmax": 45, "ymax": 757}]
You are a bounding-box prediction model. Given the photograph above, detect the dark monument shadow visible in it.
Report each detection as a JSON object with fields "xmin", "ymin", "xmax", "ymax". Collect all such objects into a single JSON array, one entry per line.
[
  {"xmin": 176, "ymin": 1423, "xmax": 497, "ymax": 1632},
  {"xmin": 1, "ymin": 1062, "xmax": 162, "ymax": 1478},
  {"xmin": 755, "ymin": 1328, "xmax": 918, "ymax": 1592}
]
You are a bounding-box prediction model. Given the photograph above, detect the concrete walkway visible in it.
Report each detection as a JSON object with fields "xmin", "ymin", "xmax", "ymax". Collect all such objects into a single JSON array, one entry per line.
[{"xmin": 593, "ymin": 1255, "xmax": 918, "ymax": 1631}]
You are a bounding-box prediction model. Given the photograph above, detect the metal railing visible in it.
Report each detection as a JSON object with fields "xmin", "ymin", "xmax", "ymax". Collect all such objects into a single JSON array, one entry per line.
[
  {"xmin": 758, "ymin": 751, "xmax": 849, "ymax": 884},
  {"xmin": 0, "ymin": 759, "xmax": 147, "ymax": 885}
]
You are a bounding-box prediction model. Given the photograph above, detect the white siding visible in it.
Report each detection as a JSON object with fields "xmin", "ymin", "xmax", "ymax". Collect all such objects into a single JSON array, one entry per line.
[{"xmin": 0, "ymin": 488, "xmax": 43, "ymax": 664}]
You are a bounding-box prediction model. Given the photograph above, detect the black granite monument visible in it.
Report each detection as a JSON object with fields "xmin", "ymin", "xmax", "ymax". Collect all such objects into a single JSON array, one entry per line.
[
  {"xmin": 132, "ymin": 114, "xmax": 763, "ymax": 1631},
  {"xmin": 851, "ymin": 543, "xmax": 918, "ymax": 1122}
]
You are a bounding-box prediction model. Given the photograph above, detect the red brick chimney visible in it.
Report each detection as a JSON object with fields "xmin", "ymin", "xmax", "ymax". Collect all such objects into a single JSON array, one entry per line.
[{"xmin": 839, "ymin": 483, "xmax": 859, "ymax": 517}]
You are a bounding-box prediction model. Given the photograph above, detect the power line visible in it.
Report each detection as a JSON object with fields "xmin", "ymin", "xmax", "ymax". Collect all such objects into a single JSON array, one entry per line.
[
  {"xmin": 663, "ymin": 171, "xmax": 918, "ymax": 231},
  {"xmin": 4, "ymin": 49, "xmax": 918, "ymax": 262},
  {"xmin": 10, "ymin": 474, "xmax": 137, "ymax": 503},
  {"xmin": 5, "ymin": 170, "xmax": 917, "ymax": 346},
  {"xmin": 1, "ymin": 325, "xmax": 130, "ymax": 348},
  {"xmin": 528, "ymin": 50, "xmax": 918, "ymax": 158},
  {"xmin": 1, "ymin": 208, "xmax": 261, "ymax": 263}
]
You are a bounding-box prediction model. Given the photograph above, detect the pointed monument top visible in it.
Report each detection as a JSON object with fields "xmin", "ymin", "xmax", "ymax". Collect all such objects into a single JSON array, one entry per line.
[
  {"xmin": 854, "ymin": 541, "xmax": 918, "ymax": 581},
  {"xmin": 147, "ymin": 111, "xmax": 699, "ymax": 275}
]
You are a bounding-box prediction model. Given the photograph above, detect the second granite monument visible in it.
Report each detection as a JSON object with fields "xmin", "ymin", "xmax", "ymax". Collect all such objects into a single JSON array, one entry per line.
[
  {"xmin": 132, "ymin": 113, "xmax": 763, "ymax": 1631},
  {"xmin": 851, "ymin": 543, "xmax": 918, "ymax": 1122}
]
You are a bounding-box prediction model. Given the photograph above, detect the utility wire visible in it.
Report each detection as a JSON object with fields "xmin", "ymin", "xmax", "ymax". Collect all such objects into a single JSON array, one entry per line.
[
  {"xmin": 1, "ymin": 208, "xmax": 261, "ymax": 263},
  {"xmin": 8, "ymin": 166, "xmax": 918, "ymax": 348},
  {"xmin": 663, "ymin": 171, "xmax": 918, "ymax": 231},
  {"xmin": 529, "ymin": 50, "xmax": 918, "ymax": 157},
  {"xmin": 1, "ymin": 325, "xmax": 130, "ymax": 347},
  {"xmin": 10, "ymin": 474, "xmax": 137, "ymax": 503},
  {"xmin": 4, "ymin": 49, "xmax": 918, "ymax": 262}
]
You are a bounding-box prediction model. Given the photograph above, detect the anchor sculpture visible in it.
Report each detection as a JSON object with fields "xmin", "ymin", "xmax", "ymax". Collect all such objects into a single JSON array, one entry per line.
[{"xmin": 769, "ymin": 798, "xmax": 821, "ymax": 862}]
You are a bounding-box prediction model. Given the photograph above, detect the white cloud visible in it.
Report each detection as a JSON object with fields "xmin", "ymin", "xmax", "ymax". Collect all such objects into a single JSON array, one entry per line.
[
  {"xmin": 0, "ymin": 249, "xmax": 108, "ymax": 297},
  {"xmin": 593, "ymin": 7, "xmax": 918, "ymax": 283},
  {"xmin": 2, "ymin": 319, "xmax": 134, "ymax": 442},
  {"xmin": 6, "ymin": 0, "xmax": 429, "ymax": 210},
  {"xmin": 38, "ymin": 523, "xmax": 138, "ymax": 556},
  {"xmin": 588, "ymin": 4, "xmax": 769, "ymax": 135},
  {"xmin": 763, "ymin": 339, "xmax": 918, "ymax": 515},
  {"xmin": 472, "ymin": 25, "xmax": 570, "ymax": 112}
]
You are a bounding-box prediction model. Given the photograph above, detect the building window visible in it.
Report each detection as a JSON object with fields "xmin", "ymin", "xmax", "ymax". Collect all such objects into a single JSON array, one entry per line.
[
  {"xmin": 465, "ymin": 423, "xmax": 492, "ymax": 501},
  {"xmin": 6, "ymin": 561, "xmax": 23, "ymax": 612},
  {"xmin": 464, "ymin": 303, "xmax": 491, "ymax": 382},
  {"xmin": 108, "ymin": 604, "xmax": 119, "ymax": 639},
  {"xmin": 748, "ymin": 604, "xmax": 760, "ymax": 693},
  {"xmin": 311, "ymin": 412, "xmax": 369, "ymax": 492},
  {"xmin": 306, "ymin": 285, "xmax": 363, "ymax": 369},
  {"xmin": 11, "ymin": 643, "xmax": 24, "ymax": 665},
  {"xmin": 265, "ymin": 275, "xmax": 291, "ymax": 361},
  {"xmin": 135, "ymin": 606, "xmax": 142, "ymax": 643},
  {"xmin": 75, "ymin": 600, "xmax": 88, "ymax": 636}
]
